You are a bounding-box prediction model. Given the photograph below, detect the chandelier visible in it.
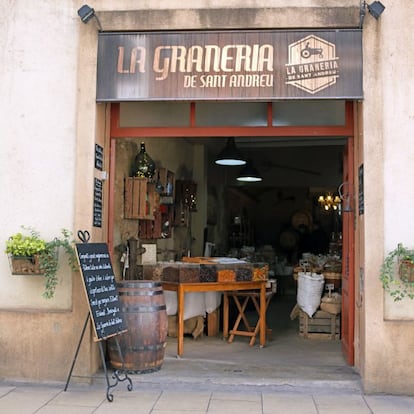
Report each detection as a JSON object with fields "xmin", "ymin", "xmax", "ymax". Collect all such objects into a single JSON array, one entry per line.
[{"xmin": 318, "ymin": 193, "xmax": 341, "ymax": 211}]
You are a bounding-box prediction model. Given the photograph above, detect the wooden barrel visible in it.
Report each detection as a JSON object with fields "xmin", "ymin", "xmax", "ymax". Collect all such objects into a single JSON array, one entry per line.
[{"xmin": 108, "ymin": 280, "xmax": 168, "ymax": 374}]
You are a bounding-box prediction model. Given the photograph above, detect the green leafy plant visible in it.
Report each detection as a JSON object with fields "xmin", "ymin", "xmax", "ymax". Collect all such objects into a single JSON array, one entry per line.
[
  {"xmin": 380, "ymin": 243, "xmax": 414, "ymax": 302},
  {"xmin": 5, "ymin": 230, "xmax": 47, "ymax": 257},
  {"xmin": 5, "ymin": 227, "xmax": 78, "ymax": 299}
]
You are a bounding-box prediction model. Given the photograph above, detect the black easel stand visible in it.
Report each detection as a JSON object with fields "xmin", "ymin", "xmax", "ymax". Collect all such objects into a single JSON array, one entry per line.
[{"xmin": 64, "ymin": 313, "xmax": 133, "ymax": 402}]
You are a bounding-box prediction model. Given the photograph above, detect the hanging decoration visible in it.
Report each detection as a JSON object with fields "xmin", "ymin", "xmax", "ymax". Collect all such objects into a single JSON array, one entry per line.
[
  {"xmin": 318, "ymin": 193, "xmax": 341, "ymax": 211},
  {"xmin": 132, "ymin": 142, "xmax": 156, "ymax": 179}
]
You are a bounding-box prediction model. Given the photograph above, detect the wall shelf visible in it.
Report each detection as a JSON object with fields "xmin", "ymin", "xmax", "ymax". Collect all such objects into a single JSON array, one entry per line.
[{"xmin": 124, "ymin": 177, "xmax": 155, "ymax": 220}]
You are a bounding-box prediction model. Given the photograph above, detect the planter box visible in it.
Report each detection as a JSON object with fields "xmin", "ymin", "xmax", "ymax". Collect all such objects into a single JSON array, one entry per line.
[
  {"xmin": 399, "ymin": 260, "xmax": 414, "ymax": 283},
  {"xmin": 8, "ymin": 254, "xmax": 43, "ymax": 275}
]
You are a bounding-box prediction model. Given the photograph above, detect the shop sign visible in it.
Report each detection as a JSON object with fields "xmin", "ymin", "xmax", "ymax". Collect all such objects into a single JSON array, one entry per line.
[{"xmin": 96, "ymin": 30, "xmax": 362, "ymax": 101}]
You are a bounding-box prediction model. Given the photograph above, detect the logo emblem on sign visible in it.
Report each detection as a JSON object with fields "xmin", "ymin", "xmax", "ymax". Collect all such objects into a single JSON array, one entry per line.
[{"xmin": 285, "ymin": 35, "xmax": 339, "ymax": 94}]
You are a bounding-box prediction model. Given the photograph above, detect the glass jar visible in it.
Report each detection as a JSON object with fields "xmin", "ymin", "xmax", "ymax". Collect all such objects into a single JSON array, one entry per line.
[{"xmin": 132, "ymin": 142, "xmax": 155, "ymax": 178}]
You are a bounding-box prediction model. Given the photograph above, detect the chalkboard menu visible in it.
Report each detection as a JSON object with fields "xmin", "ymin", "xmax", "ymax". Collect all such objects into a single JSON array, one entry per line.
[
  {"xmin": 93, "ymin": 178, "xmax": 103, "ymax": 228},
  {"xmin": 76, "ymin": 243, "xmax": 127, "ymax": 341},
  {"xmin": 95, "ymin": 144, "xmax": 104, "ymax": 171},
  {"xmin": 358, "ymin": 164, "xmax": 364, "ymax": 216}
]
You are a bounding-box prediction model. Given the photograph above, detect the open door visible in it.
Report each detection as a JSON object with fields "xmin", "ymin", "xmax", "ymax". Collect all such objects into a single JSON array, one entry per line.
[{"xmin": 341, "ymin": 138, "xmax": 355, "ymax": 365}]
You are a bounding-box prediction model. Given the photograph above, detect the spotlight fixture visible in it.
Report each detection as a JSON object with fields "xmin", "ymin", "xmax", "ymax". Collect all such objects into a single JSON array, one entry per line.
[
  {"xmin": 237, "ymin": 159, "xmax": 262, "ymax": 182},
  {"xmin": 215, "ymin": 138, "xmax": 246, "ymax": 166},
  {"xmin": 77, "ymin": 4, "xmax": 103, "ymax": 31},
  {"xmin": 367, "ymin": 1, "xmax": 386, "ymax": 19},
  {"xmin": 360, "ymin": 1, "xmax": 385, "ymax": 27}
]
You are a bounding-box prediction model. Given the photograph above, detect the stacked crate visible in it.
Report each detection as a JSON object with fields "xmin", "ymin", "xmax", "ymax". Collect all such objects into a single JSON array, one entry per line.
[{"xmin": 299, "ymin": 309, "xmax": 340, "ymax": 340}]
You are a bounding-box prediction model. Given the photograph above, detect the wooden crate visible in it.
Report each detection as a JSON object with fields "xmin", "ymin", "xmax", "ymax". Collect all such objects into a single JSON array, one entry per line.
[
  {"xmin": 124, "ymin": 177, "xmax": 155, "ymax": 219},
  {"xmin": 299, "ymin": 309, "xmax": 340, "ymax": 340}
]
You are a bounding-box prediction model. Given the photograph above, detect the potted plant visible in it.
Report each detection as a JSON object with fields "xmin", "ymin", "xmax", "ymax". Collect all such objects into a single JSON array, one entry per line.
[
  {"xmin": 5, "ymin": 227, "xmax": 78, "ymax": 299},
  {"xmin": 380, "ymin": 243, "xmax": 414, "ymax": 302}
]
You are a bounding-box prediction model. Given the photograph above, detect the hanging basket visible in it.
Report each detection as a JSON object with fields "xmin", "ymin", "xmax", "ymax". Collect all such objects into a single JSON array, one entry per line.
[{"xmin": 8, "ymin": 254, "xmax": 44, "ymax": 275}]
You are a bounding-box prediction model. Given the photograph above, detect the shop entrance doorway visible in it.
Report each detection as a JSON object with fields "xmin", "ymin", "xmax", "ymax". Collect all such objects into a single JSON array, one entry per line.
[{"xmin": 107, "ymin": 100, "xmax": 356, "ymax": 366}]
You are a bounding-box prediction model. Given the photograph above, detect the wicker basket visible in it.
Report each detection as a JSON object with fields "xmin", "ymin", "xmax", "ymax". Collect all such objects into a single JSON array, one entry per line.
[
  {"xmin": 320, "ymin": 294, "xmax": 342, "ymax": 315},
  {"xmin": 323, "ymin": 271, "xmax": 342, "ymax": 290},
  {"xmin": 320, "ymin": 302, "xmax": 341, "ymax": 315}
]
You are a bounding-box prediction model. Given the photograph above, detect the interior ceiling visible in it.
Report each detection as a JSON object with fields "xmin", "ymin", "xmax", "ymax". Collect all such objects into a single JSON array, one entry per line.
[
  {"xmin": 185, "ymin": 136, "xmax": 346, "ymax": 149},
  {"xmin": 184, "ymin": 136, "xmax": 345, "ymax": 183}
]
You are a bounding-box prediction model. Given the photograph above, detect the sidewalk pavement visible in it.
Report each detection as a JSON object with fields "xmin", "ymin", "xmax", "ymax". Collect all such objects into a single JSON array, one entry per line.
[
  {"xmin": 1, "ymin": 376, "xmax": 414, "ymax": 414},
  {"xmin": 2, "ymin": 296, "xmax": 414, "ymax": 414}
]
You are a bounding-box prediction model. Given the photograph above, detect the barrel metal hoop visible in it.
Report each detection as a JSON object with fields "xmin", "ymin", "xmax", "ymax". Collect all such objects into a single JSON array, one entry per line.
[
  {"xmin": 118, "ymin": 281, "xmax": 162, "ymax": 288},
  {"xmin": 119, "ymin": 290, "xmax": 164, "ymax": 296},
  {"xmin": 128, "ymin": 342, "xmax": 167, "ymax": 352},
  {"xmin": 122, "ymin": 304, "xmax": 166, "ymax": 313}
]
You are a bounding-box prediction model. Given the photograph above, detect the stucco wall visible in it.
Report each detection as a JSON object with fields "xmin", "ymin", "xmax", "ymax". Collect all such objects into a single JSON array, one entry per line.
[
  {"xmin": 0, "ymin": 2, "xmax": 78, "ymax": 309},
  {"xmin": 0, "ymin": 1, "xmax": 100, "ymax": 381},
  {"xmin": 362, "ymin": 0, "xmax": 414, "ymax": 394}
]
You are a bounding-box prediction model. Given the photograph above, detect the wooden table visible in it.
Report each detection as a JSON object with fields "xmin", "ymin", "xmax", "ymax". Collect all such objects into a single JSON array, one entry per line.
[{"xmin": 161, "ymin": 280, "xmax": 267, "ymax": 356}]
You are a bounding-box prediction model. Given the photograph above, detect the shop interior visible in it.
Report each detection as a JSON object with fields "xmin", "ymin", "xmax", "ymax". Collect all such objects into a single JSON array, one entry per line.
[{"xmin": 110, "ymin": 131, "xmax": 347, "ymax": 371}]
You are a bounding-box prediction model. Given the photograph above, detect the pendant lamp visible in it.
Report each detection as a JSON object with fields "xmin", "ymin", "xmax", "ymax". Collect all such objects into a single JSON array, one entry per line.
[
  {"xmin": 237, "ymin": 159, "xmax": 262, "ymax": 182},
  {"xmin": 215, "ymin": 138, "xmax": 246, "ymax": 166}
]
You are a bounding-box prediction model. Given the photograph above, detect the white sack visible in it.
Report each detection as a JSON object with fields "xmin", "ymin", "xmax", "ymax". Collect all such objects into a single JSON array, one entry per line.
[
  {"xmin": 204, "ymin": 292, "xmax": 222, "ymax": 314},
  {"xmin": 164, "ymin": 291, "xmax": 206, "ymax": 320},
  {"xmin": 297, "ymin": 272, "xmax": 325, "ymax": 317},
  {"xmin": 164, "ymin": 291, "xmax": 178, "ymax": 316}
]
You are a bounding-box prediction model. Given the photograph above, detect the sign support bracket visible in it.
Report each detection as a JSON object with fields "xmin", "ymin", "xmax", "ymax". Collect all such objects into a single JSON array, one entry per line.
[
  {"xmin": 98, "ymin": 333, "xmax": 133, "ymax": 402},
  {"xmin": 64, "ymin": 313, "xmax": 133, "ymax": 402},
  {"xmin": 64, "ymin": 312, "xmax": 90, "ymax": 393}
]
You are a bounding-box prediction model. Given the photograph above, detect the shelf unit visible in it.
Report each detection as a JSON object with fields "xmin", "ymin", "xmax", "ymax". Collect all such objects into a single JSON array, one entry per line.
[
  {"xmin": 124, "ymin": 171, "xmax": 175, "ymax": 239},
  {"xmin": 124, "ymin": 177, "xmax": 156, "ymax": 220}
]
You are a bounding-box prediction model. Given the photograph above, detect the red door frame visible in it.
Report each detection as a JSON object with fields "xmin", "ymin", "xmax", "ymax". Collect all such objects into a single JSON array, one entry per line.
[
  {"xmin": 107, "ymin": 101, "xmax": 356, "ymax": 365},
  {"xmin": 341, "ymin": 139, "xmax": 355, "ymax": 365}
]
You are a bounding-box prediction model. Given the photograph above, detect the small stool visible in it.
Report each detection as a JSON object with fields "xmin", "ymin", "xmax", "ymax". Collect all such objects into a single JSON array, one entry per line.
[{"xmin": 225, "ymin": 289, "xmax": 274, "ymax": 346}]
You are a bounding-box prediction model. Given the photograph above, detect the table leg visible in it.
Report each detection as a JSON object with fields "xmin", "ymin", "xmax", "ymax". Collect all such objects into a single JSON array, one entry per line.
[
  {"xmin": 177, "ymin": 285, "xmax": 184, "ymax": 356},
  {"xmin": 259, "ymin": 283, "xmax": 266, "ymax": 348},
  {"xmin": 223, "ymin": 292, "xmax": 229, "ymax": 338}
]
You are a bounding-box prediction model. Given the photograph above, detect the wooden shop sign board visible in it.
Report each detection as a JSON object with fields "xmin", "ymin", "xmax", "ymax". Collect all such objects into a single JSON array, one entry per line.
[{"xmin": 97, "ymin": 29, "xmax": 362, "ymax": 101}]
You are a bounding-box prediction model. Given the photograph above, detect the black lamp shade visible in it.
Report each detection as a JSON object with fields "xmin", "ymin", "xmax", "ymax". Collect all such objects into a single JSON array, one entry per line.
[
  {"xmin": 237, "ymin": 160, "xmax": 262, "ymax": 182},
  {"xmin": 215, "ymin": 138, "xmax": 246, "ymax": 166}
]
